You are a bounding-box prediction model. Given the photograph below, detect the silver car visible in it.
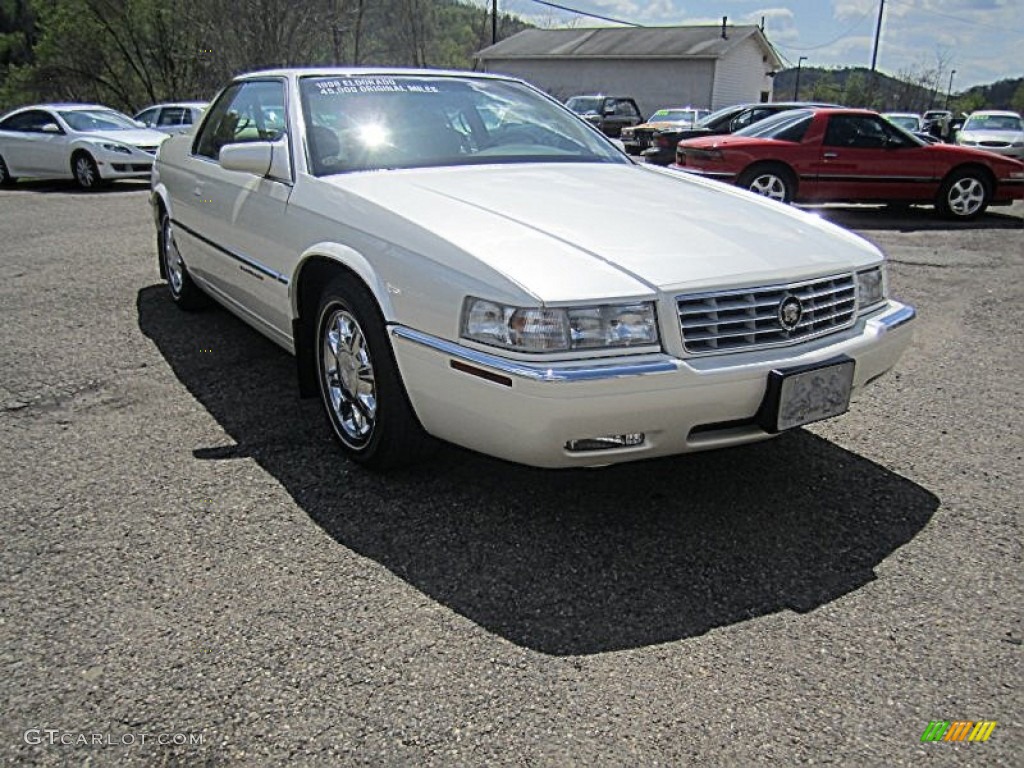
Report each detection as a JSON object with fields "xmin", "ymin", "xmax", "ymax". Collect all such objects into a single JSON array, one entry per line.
[
  {"xmin": 0, "ymin": 103, "xmax": 168, "ymax": 189},
  {"xmin": 134, "ymin": 102, "xmax": 208, "ymax": 135},
  {"xmin": 956, "ymin": 110, "xmax": 1024, "ymax": 159}
]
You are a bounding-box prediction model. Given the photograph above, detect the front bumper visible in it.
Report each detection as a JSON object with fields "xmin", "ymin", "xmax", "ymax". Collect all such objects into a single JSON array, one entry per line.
[
  {"xmin": 390, "ymin": 301, "xmax": 916, "ymax": 468},
  {"xmin": 92, "ymin": 147, "xmax": 156, "ymax": 179}
]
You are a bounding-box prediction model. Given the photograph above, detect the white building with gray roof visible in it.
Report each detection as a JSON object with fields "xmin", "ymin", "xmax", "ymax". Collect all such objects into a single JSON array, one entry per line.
[{"xmin": 476, "ymin": 23, "xmax": 783, "ymax": 118}]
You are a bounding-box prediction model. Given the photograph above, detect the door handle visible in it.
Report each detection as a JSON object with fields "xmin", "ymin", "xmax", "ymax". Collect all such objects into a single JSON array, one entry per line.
[
  {"xmin": 823, "ymin": 152, "xmax": 839, "ymax": 159},
  {"xmin": 193, "ymin": 185, "xmax": 203, "ymax": 197}
]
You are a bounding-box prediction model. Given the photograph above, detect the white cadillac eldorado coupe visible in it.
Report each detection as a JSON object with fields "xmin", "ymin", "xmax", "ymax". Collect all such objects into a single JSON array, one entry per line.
[{"xmin": 150, "ymin": 68, "xmax": 916, "ymax": 469}]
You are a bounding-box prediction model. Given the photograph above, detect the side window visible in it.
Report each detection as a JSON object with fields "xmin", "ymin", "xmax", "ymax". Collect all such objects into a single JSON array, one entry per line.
[
  {"xmin": 730, "ymin": 109, "xmax": 755, "ymax": 130},
  {"xmin": 616, "ymin": 100, "xmax": 639, "ymax": 118},
  {"xmin": 1, "ymin": 110, "xmax": 55, "ymax": 132},
  {"xmin": 825, "ymin": 115, "xmax": 888, "ymax": 149},
  {"xmin": 158, "ymin": 107, "xmax": 188, "ymax": 126},
  {"xmin": 194, "ymin": 80, "xmax": 287, "ymax": 160},
  {"xmin": 135, "ymin": 108, "xmax": 159, "ymax": 127}
]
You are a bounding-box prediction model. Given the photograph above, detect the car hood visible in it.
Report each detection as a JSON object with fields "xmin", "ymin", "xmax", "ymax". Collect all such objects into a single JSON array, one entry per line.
[
  {"xmin": 959, "ymin": 129, "xmax": 1024, "ymax": 144},
  {"xmin": 324, "ymin": 163, "xmax": 881, "ymax": 303},
  {"xmin": 633, "ymin": 121, "xmax": 692, "ymax": 131},
  {"xmin": 77, "ymin": 128, "xmax": 169, "ymax": 147}
]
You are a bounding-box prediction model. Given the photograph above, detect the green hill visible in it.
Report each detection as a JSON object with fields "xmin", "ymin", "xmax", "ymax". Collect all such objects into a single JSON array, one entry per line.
[{"xmin": 773, "ymin": 66, "xmax": 1024, "ymax": 114}]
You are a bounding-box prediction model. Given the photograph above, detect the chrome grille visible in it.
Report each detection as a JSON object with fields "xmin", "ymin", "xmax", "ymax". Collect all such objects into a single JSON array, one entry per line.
[
  {"xmin": 677, "ymin": 273, "xmax": 857, "ymax": 355},
  {"xmin": 980, "ymin": 140, "xmax": 1009, "ymax": 147}
]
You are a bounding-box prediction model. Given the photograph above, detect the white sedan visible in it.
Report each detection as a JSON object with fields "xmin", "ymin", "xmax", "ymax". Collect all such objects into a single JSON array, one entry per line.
[
  {"xmin": 0, "ymin": 103, "xmax": 168, "ymax": 189},
  {"xmin": 150, "ymin": 68, "xmax": 916, "ymax": 469},
  {"xmin": 956, "ymin": 110, "xmax": 1024, "ymax": 159}
]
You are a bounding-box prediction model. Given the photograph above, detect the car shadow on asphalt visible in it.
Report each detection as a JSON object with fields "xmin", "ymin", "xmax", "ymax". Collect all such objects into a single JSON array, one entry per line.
[
  {"xmin": 2, "ymin": 179, "xmax": 150, "ymax": 194},
  {"xmin": 810, "ymin": 204, "xmax": 1023, "ymax": 232},
  {"xmin": 138, "ymin": 285, "xmax": 939, "ymax": 656}
]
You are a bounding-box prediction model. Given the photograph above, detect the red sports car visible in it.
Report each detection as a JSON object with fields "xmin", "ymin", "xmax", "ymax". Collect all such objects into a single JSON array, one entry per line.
[{"xmin": 672, "ymin": 108, "xmax": 1024, "ymax": 219}]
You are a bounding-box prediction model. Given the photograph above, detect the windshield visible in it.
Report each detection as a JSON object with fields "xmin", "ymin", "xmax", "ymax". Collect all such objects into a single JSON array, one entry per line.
[
  {"xmin": 300, "ymin": 76, "xmax": 628, "ymax": 175},
  {"xmin": 565, "ymin": 96, "xmax": 603, "ymax": 115},
  {"xmin": 697, "ymin": 104, "xmax": 742, "ymax": 128},
  {"xmin": 59, "ymin": 109, "xmax": 140, "ymax": 132},
  {"xmin": 734, "ymin": 109, "xmax": 813, "ymax": 138},
  {"xmin": 649, "ymin": 109, "xmax": 698, "ymax": 123},
  {"xmin": 963, "ymin": 114, "xmax": 1023, "ymax": 132},
  {"xmin": 885, "ymin": 115, "xmax": 920, "ymax": 131}
]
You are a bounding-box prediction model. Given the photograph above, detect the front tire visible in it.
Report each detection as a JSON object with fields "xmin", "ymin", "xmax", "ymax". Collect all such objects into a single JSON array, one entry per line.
[
  {"xmin": 315, "ymin": 277, "xmax": 430, "ymax": 469},
  {"xmin": 72, "ymin": 152, "xmax": 103, "ymax": 190},
  {"xmin": 158, "ymin": 210, "xmax": 207, "ymax": 310},
  {"xmin": 737, "ymin": 164, "xmax": 795, "ymax": 203},
  {"xmin": 0, "ymin": 154, "xmax": 16, "ymax": 187},
  {"xmin": 936, "ymin": 169, "xmax": 990, "ymax": 220}
]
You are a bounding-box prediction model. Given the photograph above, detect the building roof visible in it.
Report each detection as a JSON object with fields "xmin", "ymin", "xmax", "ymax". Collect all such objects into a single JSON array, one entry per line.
[{"xmin": 477, "ymin": 25, "xmax": 782, "ymax": 68}]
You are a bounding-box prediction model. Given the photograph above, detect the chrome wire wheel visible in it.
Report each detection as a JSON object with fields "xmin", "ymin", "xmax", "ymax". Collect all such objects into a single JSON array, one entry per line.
[
  {"xmin": 161, "ymin": 216, "xmax": 184, "ymax": 295},
  {"xmin": 321, "ymin": 308, "xmax": 377, "ymax": 447},
  {"xmin": 946, "ymin": 176, "xmax": 985, "ymax": 217},
  {"xmin": 748, "ymin": 173, "xmax": 788, "ymax": 201}
]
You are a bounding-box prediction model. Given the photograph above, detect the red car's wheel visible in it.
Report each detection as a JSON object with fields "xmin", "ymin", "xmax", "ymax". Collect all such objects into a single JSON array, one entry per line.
[
  {"xmin": 936, "ymin": 168, "xmax": 990, "ymax": 220},
  {"xmin": 737, "ymin": 164, "xmax": 795, "ymax": 203}
]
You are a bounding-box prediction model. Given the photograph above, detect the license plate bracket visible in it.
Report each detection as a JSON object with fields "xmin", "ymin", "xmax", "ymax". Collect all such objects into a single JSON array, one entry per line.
[{"xmin": 756, "ymin": 356, "xmax": 855, "ymax": 433}]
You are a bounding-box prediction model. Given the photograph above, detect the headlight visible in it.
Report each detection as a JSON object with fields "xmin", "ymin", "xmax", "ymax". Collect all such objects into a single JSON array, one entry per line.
[
  {"xmin": 856, "ymin": 266, "xmax": 886, "ymax": 311},
  {"xmin": 99, "ymin": 142, "xmax": 132, "ymax": 154},
  {"xmin": 461, "ymin": 297, "xmax": 659, "ymax": 352}
]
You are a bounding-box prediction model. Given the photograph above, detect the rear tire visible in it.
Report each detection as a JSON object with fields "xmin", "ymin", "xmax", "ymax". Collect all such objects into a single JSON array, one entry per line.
[
  {"xmin": 737, "ymin": 164, "xmax": 796, "ymax": 203},
  {"xmin": 935, "ymin": 168, "xmax": 990, "ymax": 220},
  {"xmin": 72, "ymin": 152, "xmax": 103, "ymax": 190},
  {"xmin": 0, "ymin": 155, "xmax": 15, "ymax": 187},
  {"xmin": 314, "ymin": 276, "xmax": 431, "ymax": 469},
  {"xmin": 158, "ymin": 209, "xmax": 207, "ymax": 310}
]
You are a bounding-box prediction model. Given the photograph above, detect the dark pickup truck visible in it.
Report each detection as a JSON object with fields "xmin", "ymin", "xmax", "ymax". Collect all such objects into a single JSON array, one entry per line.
[
  {"xmin": 565, "ymin": 95, "xmax": 644, "ymax": 138},
  {"xmin": 642, "ymin": 101, "xmax": 840, "ymax": 165}
]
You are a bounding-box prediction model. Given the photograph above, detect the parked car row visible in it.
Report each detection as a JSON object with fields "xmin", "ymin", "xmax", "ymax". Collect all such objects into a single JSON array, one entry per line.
[
  {"xmin": 670, "ymin": 107, "xmax": 1024, "ymax": 220},
  {"xmin": 0, "ymin": 100, "xmax": 206, "ymax": 189}
]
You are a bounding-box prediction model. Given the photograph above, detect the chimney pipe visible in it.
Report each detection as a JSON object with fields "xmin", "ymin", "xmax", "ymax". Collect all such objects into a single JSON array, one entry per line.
[{"xmin": 721, "ymin": 16, "xmax": 728, "ymax": 39}]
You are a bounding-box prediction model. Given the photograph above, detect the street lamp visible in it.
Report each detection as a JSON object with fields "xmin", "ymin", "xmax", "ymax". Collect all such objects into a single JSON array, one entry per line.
[
  {"xmin": 945, "ymin": 69, "xmax": 957, "ymax": 110},
  {"xmin": 794, "ymin": 56, "xmax": 808, "ymax": 100}
]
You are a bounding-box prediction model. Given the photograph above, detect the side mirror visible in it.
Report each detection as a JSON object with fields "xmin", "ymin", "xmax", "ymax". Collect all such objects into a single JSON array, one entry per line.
[
  {"xmin": 41, "ymin": 123, "xmax": 61, "ymax": 134},
  {"xmin": 220, "ymin": 141, "xmax": 273, "ymax": 176},
  {"xmin": 220, "ymin": 138, "xmax": 292, "ymax": 183}
]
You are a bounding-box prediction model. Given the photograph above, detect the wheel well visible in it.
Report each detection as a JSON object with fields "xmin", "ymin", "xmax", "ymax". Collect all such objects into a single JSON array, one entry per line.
[
  {"xmin": 293, "ymin": 256, "xmax": 378, "ymax": 398},
  {"xmin": 739, "ymin": 161, "xmax": 798, "ymax": 191},
  {"xmin": 154, "ymin": 198, "xmax": 168, "ymax": 279},
  {"xmin": 69, "ymin": 148, "xmax": 92, "ymax": 168},
  {"xmin": 942, "ymin": 163, "xmax": 996, "ymax": 193}
]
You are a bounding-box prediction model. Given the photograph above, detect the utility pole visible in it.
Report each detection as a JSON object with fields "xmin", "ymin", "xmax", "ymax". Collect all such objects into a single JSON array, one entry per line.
[
  {"xmin": 492, "ymin": 0, "xmax": 497, "ymax": 45},
  {"xmin": 868, "ymin": 0, "xmax": 885, "ymax": 107},
  {"xmin": 794, "ymin": 56, "xmax": 808, "ymax": 101},
  {"xmin": 945, "ymin": 69, "xmax": 957, "ymax": 110}
]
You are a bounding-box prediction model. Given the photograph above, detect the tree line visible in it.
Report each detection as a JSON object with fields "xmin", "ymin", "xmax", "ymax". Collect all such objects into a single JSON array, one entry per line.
[
  {"xmin": 775, "ymin": 65, "xmax": 1024, "ymax": 115},
  {"xmin": 0, "ymin": 0, "xmax": 530, "ymax": 112}
]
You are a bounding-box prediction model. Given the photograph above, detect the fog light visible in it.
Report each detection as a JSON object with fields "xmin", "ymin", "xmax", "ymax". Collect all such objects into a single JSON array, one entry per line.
[{"xmin": 565, "ymin": 433, "xmax": 645, "ymax": 452}]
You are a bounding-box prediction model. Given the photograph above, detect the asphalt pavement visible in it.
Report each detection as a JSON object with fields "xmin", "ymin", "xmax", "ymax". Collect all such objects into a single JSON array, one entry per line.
[{"xmin": 1, "ymin": 182, "xmax": 1021, "ymax": 766}]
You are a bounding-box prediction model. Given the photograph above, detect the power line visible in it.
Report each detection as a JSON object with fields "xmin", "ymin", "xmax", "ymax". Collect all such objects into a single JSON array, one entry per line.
[
  {"xmin": 887, "ymin": 0, "xmax": 1024, "ymax": 36},
  {"xmin": 775, "ymin": 5, "xmax": 876, "ymax": 52},
  {"xmin": 527, "ymin": 0, "xmax": 643, "ymax": 27}
]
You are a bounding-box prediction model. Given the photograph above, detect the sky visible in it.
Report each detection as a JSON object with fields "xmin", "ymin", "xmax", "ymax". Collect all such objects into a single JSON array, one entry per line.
[{"xmin": 492, "ymin": 0, "xmax": 1024, "ymax": 90}]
